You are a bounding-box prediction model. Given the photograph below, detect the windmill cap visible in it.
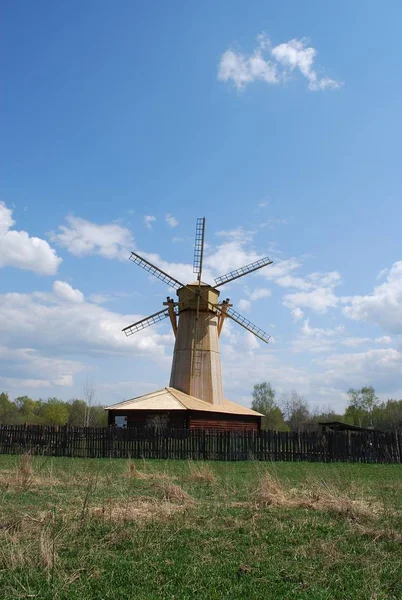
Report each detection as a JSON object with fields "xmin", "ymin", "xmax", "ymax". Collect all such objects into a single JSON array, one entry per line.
[{"xmin": 185, "ymin": 281, "xmax": 211, "ymax": 287}]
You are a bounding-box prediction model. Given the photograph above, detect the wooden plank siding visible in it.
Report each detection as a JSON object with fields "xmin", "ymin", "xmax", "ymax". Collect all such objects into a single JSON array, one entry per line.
[
  {"xmin": 189, "ymin": 411, "xmax": 260, "ymax": 432},
  {"xmin": 107, "ymin": 409, "xmax": 260, "ymax": 431},
  {"xmin": 108, "ymin": 409, "xmax": 189, "ymax": 429}
]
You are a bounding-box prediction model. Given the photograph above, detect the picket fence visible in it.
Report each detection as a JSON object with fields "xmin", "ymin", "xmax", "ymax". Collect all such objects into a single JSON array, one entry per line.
[{"xmin": 0, "ymin": 424, "xmax": 401, "ymax": 463}]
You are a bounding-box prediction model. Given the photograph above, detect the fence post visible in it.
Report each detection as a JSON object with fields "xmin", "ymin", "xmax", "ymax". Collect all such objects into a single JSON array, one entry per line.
[{"xmin": 396, "ymin": 431, "xmax": 402, "ymax": 464}]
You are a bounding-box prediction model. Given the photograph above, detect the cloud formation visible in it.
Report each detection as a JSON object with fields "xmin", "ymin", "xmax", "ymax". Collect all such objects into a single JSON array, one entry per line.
[
  {"xmin": 144, "ymin": 215, "xmax": 156, "ymax": 229},
  {"xmin": 165, "ymin": 214, "xmax": 179, "ymax": 228},
  {"xmin": 0, "ymin": 346, "xmax": 84, "ymax": 390},
  {"xmin": 315, "ymin": 348, "xmax": 402, "ymax": 392},
  {"xmin": 0, "ymin": 284, "xmax": 174, "ymax": 362},
  {"xmin": 218, "ymin": 34, "xmax": 343, "ymax": 92},
  {"xmin": 283, "ymin": 272, "xmax": 342, "ymax": 314},
  {"xmin": 343, "ymin": 261, "xmax": 402, "ymax": 334},
  {"xmin": 50, "ymin": 215, "xmax": 134, "ymax": 260},
  {"xmin": 0, "ymin": 202, "xmax": 61, "ymax": 275},
  {"xmin": 53, "ymin": 280, "xmax": 84, "ymax": 303}
]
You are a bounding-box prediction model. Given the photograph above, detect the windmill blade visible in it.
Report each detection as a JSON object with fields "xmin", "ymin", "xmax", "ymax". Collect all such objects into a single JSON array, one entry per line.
[
  {"xmin": 129, "ymin": 252, "xmax": 186, "ymax": 290},
  {"xmin": 215, "ymin": 305, "xmax": 270, "ymax": 344},
  {"xmin": 193, "ymin": 217, "xmax": 206, "ymax": 282},
  {"xmin": 214, "ymin": 257, "xmax": 273, "ymax": 287},
  {"xmin": 122, "ymin": 308, "xmax": 170, "ymax": 337},
  {"xmin": 192, "ymin": 218, "xmax": 206, "ymax": 377}
]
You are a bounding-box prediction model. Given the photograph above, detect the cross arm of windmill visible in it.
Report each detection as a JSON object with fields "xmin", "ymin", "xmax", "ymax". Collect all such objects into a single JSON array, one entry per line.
[{"xmin": 122, "ymin": 218, "xmax": 273, "ymax": 345}]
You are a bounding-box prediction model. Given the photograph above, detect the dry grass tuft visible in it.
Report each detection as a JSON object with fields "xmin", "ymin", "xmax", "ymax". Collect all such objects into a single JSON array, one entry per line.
[
  {"xmin": 1, "ymin": 456, "xmax": 61, "ymax": 491},
  {"xmin": 15, "ymin": 453, "xmax": 33, "ymax": 488},
  {"xmin": 126, "ymin": 460, "xmax": 172, "ymax": 482},
  {"xmin": 0, "ymin": 535, "xmax": 36, "ymax": 570},
  {"xmin": 254, "ymin": 471, "xmax": 290, "ymax": 507},
  {"xmin": 188, "ymin": 462, "xmax": 216, "ymax": 484},
  {"xmin": 0, "ymin": 511, "xmax": 57, "ymax": 572},
  {"xmin": 254, "ymin": 471, "xmax": 380, "ymax": 520},
  {"xmin": 299, "ymin": 481, "xmax": 380, "ymax": 520},
  {"xmin": 354, "ymin": 522, "xmax": 402, "ymax": 543},
  {"xmin": 39, "ymin": 527, "xmax": 56, "ymax": 570},
  {"xmin": 127, "ymin": 461, "xmax": 149, "ymax": 479},
  {"xmin": 91, "ymin": 499, "xmax": 185, "ymax": 522},
  {"xmin": 158, "ymin": 481, "xmax": 195, "ymax": 504}
]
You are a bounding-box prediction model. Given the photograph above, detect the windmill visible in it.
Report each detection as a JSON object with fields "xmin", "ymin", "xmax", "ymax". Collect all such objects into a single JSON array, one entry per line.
[{"xmin": 120, "ymin": 217, "xmax": 273, "ymax": 409}]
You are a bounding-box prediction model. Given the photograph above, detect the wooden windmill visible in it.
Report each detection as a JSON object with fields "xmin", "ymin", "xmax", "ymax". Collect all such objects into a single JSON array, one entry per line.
[{"xmin": 106, "ymin": 218, "xmax": 273, "ymax": 431}]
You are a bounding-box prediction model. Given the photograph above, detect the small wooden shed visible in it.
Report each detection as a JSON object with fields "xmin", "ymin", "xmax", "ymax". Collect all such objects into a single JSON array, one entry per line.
[
  {"xmin": 105, "ymin": 387, "xmax": 262, "ymax": 431},
  {"xmin": 319, "ymin": 421, "xmax": 377, "ymax": 433}
]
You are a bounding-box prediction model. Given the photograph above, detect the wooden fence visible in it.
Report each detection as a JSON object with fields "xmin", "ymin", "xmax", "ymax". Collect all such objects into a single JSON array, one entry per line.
[{"xmin": 0, "ymin": 425, "xmax": 401, "ymax": 463}]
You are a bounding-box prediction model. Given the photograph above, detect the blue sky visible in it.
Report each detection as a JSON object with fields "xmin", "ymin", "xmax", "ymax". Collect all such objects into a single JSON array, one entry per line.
[{"xmin": 2, "ymin": 1, "xmax": 402, "ymax": 411}]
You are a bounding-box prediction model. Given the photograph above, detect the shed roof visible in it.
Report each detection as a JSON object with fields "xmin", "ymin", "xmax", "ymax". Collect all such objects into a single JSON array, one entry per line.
[
  {"xmin": 105, "ymin": 387, "xmax": 263, "ymax": 417},
  {"xmin": 319, "ymin": 421, "xmax": 377, "ymax": 432}
]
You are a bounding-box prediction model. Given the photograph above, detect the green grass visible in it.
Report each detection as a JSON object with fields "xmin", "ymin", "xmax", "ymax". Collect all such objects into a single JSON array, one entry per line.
[{"xmin": 1, "ymin": 456, "xmax": 401, "ymax": 599}]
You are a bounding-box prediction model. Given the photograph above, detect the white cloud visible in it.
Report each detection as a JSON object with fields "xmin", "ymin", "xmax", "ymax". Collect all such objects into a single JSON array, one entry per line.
[
  {"xmin": 283, "ymin": 271, "xmax": 341, "ymax": 314},
  {"xmin": 343, "ymin": 261, "xmax": 402, "ymax": 334},
  {"xmin": 0, "ymin": 201, "xmax": 61, "ymax": 275},
  {"xmin": 205, "ymin": 240, "xmax": 262, "ymax": 280},
  {"xmin": 292, "ymin": 318, "xmax": 394, "ymax": 354},
  {"xmin": 376, "ymin": 336, "xmax": 392, "ymax": 344},
  {"xmin": 376, "ymin": 268, "xmax": 388, "ymax": 281},
  {"xmin": 238, "ymin": 299, "xmax": 251, "ymax": 312},
  {"xmin": 144, "ymin": 215, "xmax": 156, "ymax": 229},
  {"xmin": 50, "ymin": 215, "xmax": 134, "ymax": 260},
  {"xmin": 218, "ymin": 34, "xmax": 342, "ymax": 92},
  {"xmin": 218, "ymin": 47, "xmax": 278, "ymax": 90},
  {"xmin": 291, "ymin": 308, "xmax": 304, "ymax": 322},
  {"xmin": 54, "ymin": 375, "xmax": 73, "ymax": 386},
  {"xmin": 244, "ymin": 331, "xmax": 260, "ymax": 351},
  {"xmin": 260, "ymin": 218, "xmax": 288, "ymax": 229},
  {"xmin": 0, "ymin": 201, "xmax": 14, "ymax": 233},
  {"xmin": 165, "ymin": 214, "xmax": 179, "ymax": 228},
  {"xmin": 284, "ymin": 287, "xmax": 339, "ymax": 314},
  {"xmin": 238, "ymin": 287, "xmax": 271, "ymax": 313},
  {"xmin": 141, "ymin": 251, "xmax": 212, "ymax": 286},
  {"xmin": 0, "ymin": 284, "xmax": 174, "ymax": 361},
  {"xmin": 215, "ymin": 227, "xmax": 254, "ymax": 243},
  {"xmin": 0, "ymin": 376, "xmax": 53, "ymax": 390},
  {"xmin": 88, "ymin": 293, "xmax": 111, "ymax": 304},
  {"xmin": 0, "ymin": 346, "xmax": 85, "ymax": 390},
  {"xmin": 221, "ymin": 343, "xmax": 312, "ymax": 403},
  {"xmin": 262, "ymin": 257, "xmax": 303, "ymax": 284},
  {"xmin": 271, "ymin": 38, "xmax": 342, "ymax": 91},
  {"xmin": 247, "ymin": 288, "xmax": 271, "ymax": 301},
  {"xmin": 315, "ymin": 348, "xmax": 402, "ymax": 391},
  {"xmin": 271, "ymin": 269, "xmax": 341, "ymax": 292},
  {"xmin": 53, "ymin": 281, "xmax": 84, "ymax": 303},
  {"xmin": 291, "ymin": 319, "xmax": 345, "ymax": 354},
  {"xmin": 341, "ymin": 337, "xmax": 371, "ymax": 347}
]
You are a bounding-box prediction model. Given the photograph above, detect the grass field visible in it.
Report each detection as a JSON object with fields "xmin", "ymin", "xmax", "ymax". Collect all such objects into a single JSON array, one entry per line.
[{"xmin": 0, "ymin": 456, "xmax": 401, "ymax": 600}]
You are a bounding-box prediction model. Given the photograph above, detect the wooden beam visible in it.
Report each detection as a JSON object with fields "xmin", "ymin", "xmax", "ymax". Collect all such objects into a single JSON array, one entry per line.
[
  {"xmin": 164, "ymin": 298, "xmax": 178, "ymax": 337},
  {"xmin": 217, "ymin": 303, "xmax": 228, "ymax": 337}
]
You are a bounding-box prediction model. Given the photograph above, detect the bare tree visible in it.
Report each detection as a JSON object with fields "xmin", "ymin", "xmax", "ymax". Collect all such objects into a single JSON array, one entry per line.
[
  {"xmin": 83, "ymin": 377, "xmax": 96, "ymax": 427},
  {"xmin": 281, "ymin": 390, "xmax": 310, "ymax": 431}
]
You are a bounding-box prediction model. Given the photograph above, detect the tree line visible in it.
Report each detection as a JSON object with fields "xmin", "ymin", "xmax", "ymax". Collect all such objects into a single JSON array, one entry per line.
[
  {"xmin": 1, "ymin": 383, "xmax": 402, "ymax": 431},
  {"xmin": 0, "ymin": 392, "xmax": 107, "ymax": 427},
  {"xmin": 251, "ymin": 383, "xmax": 402, "ymax": 432}
]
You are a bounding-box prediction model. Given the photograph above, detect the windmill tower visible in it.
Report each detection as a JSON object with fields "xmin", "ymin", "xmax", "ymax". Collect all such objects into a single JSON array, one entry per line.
[{"xmin": 106, "ymin": 218, "xmax": 273, "ymax": 430}]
